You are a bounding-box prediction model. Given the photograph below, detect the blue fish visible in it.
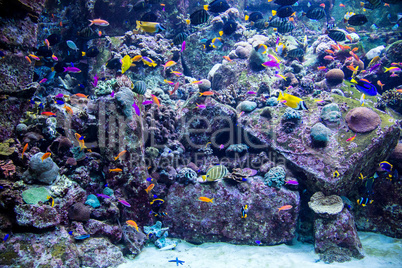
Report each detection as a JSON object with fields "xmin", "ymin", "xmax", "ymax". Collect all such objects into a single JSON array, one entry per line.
[
  {"xmin": 68, "ymin": 231, "xmax": 73, "ymax": 235},
  {"xmin": 39, "ymin": 103, "xmax": 44, "ymax": 109},
  {"xmin": 55, "ymin": 100, "xmax": 65, "ymax": 105},
  {"xmin": 255, "ymin": 240, "xmax": 262, "ymax": 245},
  {"xmin": 379, "ymin": 161, "xmax": 392, "ymax": 172},
  {"xmin": 0, "ymin": 185, "xmax": 3, "ymax": 189},
  {"xmin": 79, "ymin": 84, "xmax": 85, "ymax": 88},
  {"xmin": 3, "ymin": 234, "xmax": 9, "ymax": 242},
  {"xmin": 105, "ymin": 183, "xmax": 109, "ymax": 187},
  {"xmin": 354, "ymin": 80, "xmax": 378, "ymax": 96},
  {"xmin": 74, "ymin": 234, "xmax": 90, "ymax": 240},
  {"xmin": 168, "ymin": 257, "xmax": 185, "ymax": 266},
  {"xmin": 153, "ymin": 194, "xmax": 158, "ymax": 198},
  {"xmin": 146, "ymin": 177, "xmax": 153, "ymax": 182}
]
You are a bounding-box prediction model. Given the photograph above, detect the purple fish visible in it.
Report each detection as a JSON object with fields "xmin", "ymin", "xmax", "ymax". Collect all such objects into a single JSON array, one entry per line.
[
  {"xmin": 276, "ymin": 37, "xmax": 280, "ymax": 45},
  {"xmin": 142, "ymin": 56, "xmax": 152, "ymax": 63},
  {"xmin": 118, "ymin": 199, "xmax": 131, "ymax": 207},
  {"xmin": 243, "ymin": 168, "xmax": 258, "ymax": 176},
  {"xmin": 111, "ymin": 91, "xmax": 115, "ymax": 98},
  {"xmin": 268, "ymin": 54, "xmax": 279, "ymax": 62},
  {"xmin": 142, "ymin": 100, "xmax": 153, "ymax": 105},
  {"xmin": 247, "ymin": 91, "xmax": 257, "ymax": 95},
  {"xmin": 369, "ymin": 63, "xmax": 380, "ymax": 72},
  {"xmin": 91, "ymin": 75, "xmax": 98, "ymax": 87},
  {"xmin": 132, "ymin": 102, "xmax": 140, "ymax": 116},
  {"xmin": 63, "ymin": 67, "xmax": 81, "ymax": 73},
  {"xmin": 262, "ymin": 61, "xmax": 280, "ymax": 68},
  {"xmin": 96, "ymin": 193, "xmax": 111, "ymax": 198},
  {"xmin": 286, "ymin": 180, "xmax": 299, "ymax": 185},
  {"xmin": 180, "ymin": 41, "xmax": 186, "ymax": 53},
  {"xmin": 55, "ymin": 93, "xmax": 64, "ymax": 98}
]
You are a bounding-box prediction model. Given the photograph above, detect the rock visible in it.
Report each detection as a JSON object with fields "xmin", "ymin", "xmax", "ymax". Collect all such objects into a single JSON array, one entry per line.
[
  {"xmin": 345, "ymin": 107, "xmax": 381, "ymax": 133},
  {"xmin": 320, "ymin": 103, "xmax": 342, "ymax": 127},
  {"xmin": 15, "ymin": 204, "xmax": 60, "ymax": 229},
  {"xmin": 308, "ymin": 192, "xmax": 344, "ymax": 218},
  {"xmin": 209, "ymin": 64, "xmax": 236, "ymax": 91},
  {"xmin": 237, "ymin": 100, "xmax": 257, "ymax": 112},
  {"xmin": 103, "ymin": 187, "xmax": 114, "ymax": 196},
  {"xmin": 314, "ymin": 209, "xmax": 364, "ymax": 263},
  {"xmin": 21, "ymin": 187, "xmax": 50, "ymax": 205},
  {"xmin": 85, "ymin": 219, "xmax": 122, "ymax": 243},
  {"xmin": 264, "ymin": 166, "xmax": 286, "ymax": 189},
  {"xmin": 225, "ymin": 144, "xmax": 249, "ymax": 157},
  {"xmin": 115, "ymin": 86, "xmax": 135, "ymax": 118},
  {"xmin": 365, "ymin": 45, "xmax": 385, "ymax": 60},
  {"xmin": 164, "ymin": 180, "xmax": 300, "ymax": 245},
  {"xmin": 385, "ymin": 40, "xmax": 402, "ymax": 63},
  {"xmin": 76, "ymin": 238, "xmax": 125, "ymax": 267},
  {"xmin": 24, "ymin": 152, "xmax": 59, "ymax": 184},
  {"xmin": 325, "ymin": 69, "xmax": 344, "ymax": 85},
  {"xmin": 68, "ymin": 203, "xmax": 91, "ymax": 222},
  {"xmin": 234, "ymin": 41, "xmax": 252, "ymax": 58},
  {"xmin": 198, "ymin": 79, "xmax": 211, "ymax": 92},
  {"xmin": 121, "ymin": 224, "xmax": 147, "ymax": 255},
  {"xmin": 310, "ymin": 123, "xmax": 331, "ymax": 148},
  {"xmin": 266, "ymin": 97, "xmax": 278, "ymax": 106},
  {"xmin": 207, "ymin": 64, "xmax": 222, "ymax": 81},
  {"xmin": 85, "ymin": 194, "xmax": 101, "ymax": 208},
  {"xmin": 348, "ymin": 33, "xmax": 360, "ymax": 43}
]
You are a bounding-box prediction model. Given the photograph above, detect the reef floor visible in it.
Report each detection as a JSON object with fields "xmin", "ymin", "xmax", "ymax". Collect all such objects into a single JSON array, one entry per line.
[{"xmin": 119, "ymin": 232, "xmax": 401, "ymax": 268}]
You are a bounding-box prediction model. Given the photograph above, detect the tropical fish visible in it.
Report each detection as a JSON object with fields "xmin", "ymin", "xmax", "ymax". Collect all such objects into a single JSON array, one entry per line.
[
  {"xmin": 379, "ymin": 161, "xmax": 393, "ymax": 172},
  {"xmin": 198, "ymin": 196, "xmax": 214, "ymax": 203},
  {"xmin": 192, "ymin": 80, "xmax": 203, "ymax": 84},
  {"xmin": 277, "ymin": 92, "xmax": 308, "ymax": 110},
  {"xmin": 63, "ymin": 105, "xmax": 73, "ymax": 115},
  {"xmin": 211, "ymin": 37, "xmax": 223, "ymax": 49},
  {"xmin": 163, "ymin": 60, "xmax": 176, "ymax": 72},
  {"xmin": 132, "ymin": 81, "xmax": 147, "ymax": 95},
  {"xmin": 121, "ymin": 55, "xmax": 133, "ymax": 74},
  {"xmin": 171, "ymin": 71, "xmax": 183, "ymax": 76},
  {"xmin": 262, "ymin": 60, "xmax": 280, "ymax": 68},
  {"xmin": 245, "ymin": 12, "xmax": 263, "ymax": 22},
  {"xmin": 278, "ymin": 205, "xmax": 292, "ymax": 211},
  {"xmin": 109, "ymin": 168, "xmax": 123, "ymax": 172},
  {"xmin": 285, "ymin": 180, "xmax": 299, "ymax": 185},
  {"xmin": 199, "ymin": 91, "xmax": 214, "ymax": 96},
  {"xmin": 276, "ymin": 22, "xmax": 294, "ymax": 34},
  {"xmin": 151, "ymin": 94, "xmax": 160, "ymax": 107},
  {"xmin": 145, "ymin": 184, "xmax": 155, "ymax": 193},
  {"xmin": 204, "ymin": 0, "xmax": 230, "ymax": 13},
  {"xmin": 88, "ymin": 18, "xmax": 109, "ymax": 26},
  {"xmin": 347, "ymin": 14, "xmax": 368, "ymax": 26},
  {"xmin": 132, "ymin": 102, "xmax": 141, "ymax": 116},
  {"xmin": 114, "ymin": 150, "xmax": 127, "ymax": 161},
  {"xmin": 353, "ymin": 80, "xmax": 378, "ymax": 96},
  {"xmin": 118, "ymin": 199, "xmax": 131, "ymax": 207},
  {"xmin": 25, "ymin": 56, "xmax": 32, "ymax": 63},
  {"xmin": 202, "ymin": 165, "xmax": 228, "ymax": 181},
  {"xmin": 142, "ymin": 56, "xmax": 157, "ymax": 67},
  {"xmin": 287, "ymin": 48, "xmax": 304, "ymax": 58},
  {"xmin": 29, "ymin": 54, "xmax": 40, "ymax": 61},
  {"xmin": 169, "ymin": 82, "xmax": 180, "ymax": 95},
  {"xmin": 51, "ymin": 54, "xmax": 58, "ymax": 61},
  {"xmin": 146, "ymin": 177, "xmax": 153, "ymax": 182},
  {"xmin": 221, "ymin": 20, "xmax": 237, "ymax": 35},
  {"xmin": 241, "ymin": 204, "xmax": 248, "ymax": 218},
  {"xmin": 96, "ymin": 193, "xmax": 111, "ymax": 198},
  {"xmin": 136, "ymin": 21, "xmax": 165, "ymax": 33},
  {"xmin": 173, "ymin": 32, "xmax": 187, "ymax": 45},
  {"xmin": 180, "ymin": 41, "xmax": 186, "ymax": 53},
  {"xmin": 64, "ymin": 66, "xmax": 81, "ymax": 73},
  {"xmin": 328, "ymin": 30, "xmax": 346, "ymax": 42},
  {"xmin": 41, "ymin": 152, "xmax": 51, "ymax": 161},
  {"xmin": 255, "ymin": 240, "xmax": 262, "ymax": 246},
  {"xmin": 377, "ymin": 80, "xmax": 385, "ymax": 91},
  {"xmin": 274, "ymin": 5, "xmax": 295, "ymax": 18},
  {"xmin": 74, "ymin": 234, "xmax": 90, "ymax": 240},
  {"xmin": 360, "ymin": 93, "xmax": 366, "ymax": 106},
  {"xmin": 22, "ymin": 143, "xmax": 28, "ymax": 159},
  {"xmin": 317, "ymin": 66, "xmax": 326, "ymax": 70},
  {"xmin": 189, "ymin": 9, "xmax": 209, "ymax": 25},
  {"xmin": 150, "ymin": 198, "xmax": 165, "ymax": 205},
  {"xmin": 82, "ymin": 46, "xmax": 99, "ymax": 58},
  {"xmin": 275, "ymin": 73, "xmax": 287, "ymax": 80},
  {"xmin": 142, "ymin": 100, "xmax": 153, "ymax": 105},
  {"xmin": 3, "ymin": 234, "xmax": 9, "ymax": 242},
  {"xmin": 219, "ymin": 144, "xmax": 224, "ymax": 149},
  {"xmin": 384, "ymin": 67, "xmax": 401, "ymax": 73},
  {"xmin": 357, "ymin": 197, "xmax": 374, "ymax": 207},
  {"xmin": 324, "ymin": 55, "xmax": 335, "ymax": 60},
  {"xmin": 303, "ymin": 7, "xmax": 326, "ymax": 20},
  {"xmin": 66, "ymin": 40, "xmax": 78, "ymax": 51},
  {"xmin": 47, "ymin": 195, "xmax": 54, "ymax": 207},
  {"xmin": 346, "ymin": 134, "xmax": 356, "ymax": 142},
  {"xmin": 333, "ymin": 170, "xmax": 340, "ymax": 178},
  {"xmin": 196, "ymin": 103, "xmax": 206, "ymax": 109},
  {"xmin": 164, "ymin": 79, "xmax": 175, "ymax": 85},
  {"xmin": 126, "ymin": 220, "xmax": 139, "ymax": 232}
]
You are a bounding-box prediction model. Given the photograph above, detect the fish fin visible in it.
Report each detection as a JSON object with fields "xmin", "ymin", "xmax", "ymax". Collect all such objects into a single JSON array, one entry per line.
[
  {"xmin": 277, "ymin": 91, "xmax": 284, "ymax": 101},
  {"xmin": 185, "ymin": 19, "xmax": 190, "ymax": 25},
  {"xmin": 204, "ymin": 5, "xmax": 209, "ymax": 11},
  {"xmin": 272, "ymin": 10, "xmax": 277, "ymax": 16},
  {"xmin": 219, "ymin": 31, "xmax": 223, "ymax": 36},
  {"xmin": 201, "ymin": 175, "xmax": 206, "ymax": 181},
  {"xmin": 245, "ymin": 15, "xmax": 249, "ymax": 21},
  {"xmin": 88, "ymin": 20, "xmax": 93, "ymax": 26},
  {"xmin": 211, "ymin": 198, "xmax": 214, "ymax": 203},
  {"xmin": 51, "ymin": 67, "xmax": 55, "ymax": 72},
  {"xmin": 82, "ymin": 52, "xmax": 86, "ymax": 56}
]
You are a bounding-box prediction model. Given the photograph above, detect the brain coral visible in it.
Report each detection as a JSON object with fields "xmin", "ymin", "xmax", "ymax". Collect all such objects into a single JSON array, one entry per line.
[
  {"xmin": 345, "ymin": 107, "xmax": 381, "ymax": 133},
  {"xmin": 308, "ymin": 191, "xmax": 344, "ymax": 218}
]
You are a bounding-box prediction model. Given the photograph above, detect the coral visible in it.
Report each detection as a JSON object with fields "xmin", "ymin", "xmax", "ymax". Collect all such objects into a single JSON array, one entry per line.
[
  {"xmin": 14, "ymin": 204, "xmax": 60, "ymax": 229},
  {"xmin": 68, "ymin": 203, "xmax": 91, "ymax": 222},
  {"xmin": 85, "ymin": 219, "xmax": 122, "ymax": 243},
  {"xmin": 21, "ymin": 187, "xmax": 50, "ymax": 205},
  {"xmin": 248, "ymin": 49, "xmax": 266, "ymax": 71},
  {"xmin": 198, "ymin": 79, "xmax": 211, "ymax": 92},
  {"xmin": 282, "ymin": 108, "xmax": 301, "ymax": 121},
  {"xmin": 264, "ymin": 166, "xmax": 286, "ymax": 189},
  {"xmin": 385, "ymin": 40, "xmax": 402, "ymax": 63},
  {"xmin": 143, "ymin": 221, "xmax": 176, "ymax": 249},
  {"xmin": 310, "ymin": 123, "xmax": 331, "ymax": 148},
  {"xmin": 345, "ymin": 107, "xmax": 381, "ymax": 133},
  {"xmin": 115, "ymin": 87, "xmax": 135, "ymax": 118},
  {"xmin": 145, "ymin": 147, "xmax": 159, "ymax": 158},
  {"xmin": 237, "ymin": 100, "xmax": 257, "ymax": 112},
  {"xmin": 94, "ymin": 79, "xmax": 117, "ymax": 96},
  {"xmin": 0, "ymin": 160, "xmax": 16, "ymax": 178},
  {"xmin": 176, "ymin": 167, "xmax": 198, "ymax": 184},
  {"xmin": 260, "ymin": 107, "xmax": 272, "ymax": 119},
  {"xmin": 23, "ymin": 152, "xmax": 59, "ymax": 184},
  {"xmin": 76, "ymin": 238, "xmax": 125, "ymax": 267},
  {"xmin": 0, "ymin": 139, "xmax": 15, "ymax": 156},
  {"xmin": 103, "ymin": 187, "xmax": 114, "ymax": 196},
  {"xmin": 325, "ymin": 69, "xmax": 344, "ymax": 85},
  {"xmin": 122, "ymin": 224, "xmax": 147, "ymax": 255},
  {"xmin": 225, "ymin": 144, "xmax": 249, "ymax": 157},
  {"xmin": 380, "ymin": 89, "xmax": 402, "ymax": 113},
  {"xmin": 308, "ymin": 192, "xmax": 344, "ymax": 218},
  {"xmin": 85, "ymin": 194, "xmax": 101, "ymax": 208},
  {"xmin": 266, "ymin": 97, "xmax": 278, "ymax": 106},
  {"xmin": 320, "ymin": 103, "xmax": 342, "ymax": 127},
  {"xmin": 365, "ymin": 45, "xmax": 385, "ymax": 60},
  {"xmin": 234, "ymin": 41, "xmax": 253, "ymax": 59}
]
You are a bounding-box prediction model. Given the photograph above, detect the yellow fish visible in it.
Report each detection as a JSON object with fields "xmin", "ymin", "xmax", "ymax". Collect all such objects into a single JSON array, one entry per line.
[
  {"xmin": 126, "ymin": 220, "xmax": 139, "ymax": 232},
  {"xmin": 109, "ymin": 168, "xmax": 123, "ymax": 172},
  {"xmin": 47, "ymin": 195, "xmax": 54, "ymax": 207},
  {"xmin": 114, "ymin": 150, "xmax": 127, "ymax": 161},
  {"xmin": 136, "ymin": 21, "xmax": 165, "ymax": 33},
  {"xmin": 277, "ymin": 92, "xmax": 308, "ymax": 110},
  {"xmin": 121, "ymin": 55, "xmax": 132, "ymax": 74},
  {"xmin": 198, "ymin": 196, "xmax": 214, "ymax": 203}
]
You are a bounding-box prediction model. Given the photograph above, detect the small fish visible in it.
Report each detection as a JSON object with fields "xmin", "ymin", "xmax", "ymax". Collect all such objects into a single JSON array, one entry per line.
[
  {"xmin": 41, "ymin": 152, "xmax": 51, "ymax": 161},
  {"xmin": 347, "ymin": 65, "xmax": 359, "ymax": 72},
  {"xmin": 47, "ymin": 195, "xmax": 54, "ymax": 207},
  {"xmin": 324, "ymin": 55, "xmax": 335, "ymax": 61},
  {"xmin": 171, "ymin": 71, "xmax": 183, "ymax": 77},
  {"xmin": 196, "ymin": 103, "xmax": 206, "ymax": 109},
  {"xmin": 25, "ymin": 56, "xmax": 32, "ymax": 63},
  {"xmin": 199, "ymin": 91, "xmax": 214, "ymax": 96},
  {"xmin": 151, "ymin": 94, "xmax": 160, "ymax": 107},
  {"xmin": 75, "ymin": 93, "xmax": 88, "ymax": 98},
  {"xmin": 333, "ymin": 170, "xmax": 340, "ymax": 178},
  {"xmin": 114, "ymin": 150, "xmax": 127, "ymax": 161},
  {"xmin": 191, "ymin": 80, "xmax": 203, "ymax": 84},
  {"xmin": 98, "ymin": 30, "xmax": 102, "ymax": 37},
  {"xmin": 346, "ymin": 134, "xmax": 356, "ymax": 142},
  {"xmin": 150, "ymin": 198, "xmax": 165, "ymax": 205},
  {"xmin": 91, "ymin": 75, "xmax": 98, "ymax": 87},
  {"xmin": 241, "ymin": 204, "xmax": 248, "ymax": 218},
  {"xmin": 346, "ymin": 26, "xmax": 356, "ymax": 32},
  {"xmin": 223, "ymin": 56, "xmax": 232, "ymax": 62},
  {"xmin": 164, "ymin": 79, "xmax": 175, "ymax": 85},
  {"xmin": 88, "ymin": 18, "xmax": 109, "ymax": 26},
  {"xmin": 96, "ymin": 193, "xmax": 111, "ymax": 198},
  {"xmin": 3, "ymin": 234, "xmax": 9, "ymax": 242},
  {"xmin": 275, "ymin": 73, "xmax": 287, "ymax": 80},
  {"xmin": 198, "ymin": 196, "xmax": 214, "ymax": 203},
  {"xmin": 377, "ymin": 80, "xmax": 384, "ymax": 91},
  {"xmin": 247, "ymin": 91, "xmax": 257, "ymax": 95},
  {"xmin": 136, "ymin": 21, "xmax": 165, "ymax": 33},
  {"xmin": 111, "ymin": 91, "xmax": 115, "ymax": 98},
  {"xmin": 180, "ymin": 41, "xmax": 186, "ymax": 53},
  {"xmin": 352, "ymin": 47, "xmax": 358, "ymax": 52},
  {"xmin": 109, "ymin": 168, "xmax": 123, "ymax": 172},
  {"xmin": 163, "ymin": 60, "xmax": 176, "ymax": 72},
  {"xmin": 126, "ymin": 220, "xmax": 139, "ymax": 232},
  {"xmin": 379, "ymin": 161, "xmax": 393, "ymax": 172},
  {"xmin": 384, "ymin": 67, "xmax": 401, "ymax": 73},
  {"xmin": 317, "ymin": 66, "xmax": 327, "ymax": 70},
  {"xmin": 319, "ymin": 3, "xmax": 325, "ymax": 8},
  {"xmin": 360, "ymin": 93, "xmax": 366, "ymax": 106},
  {"xmin": 169, "ymin": 82, "xmax": 180, "ymax": 95},
  {"xmin": 68, "ymin": 231, "xmax": 73, "ymax": 235},
  {"xmin": 285, "ymin": 180, "xmax": 299, "ymax": 185},
  {"xmin": 118, "ymin": 199, "xmax": 131, "ymax": 207},
  {"xmin": 339, "ymin": 4, "xmax": 345, "ymax": 7},
  {"xmin": 278, "ymin": 205, "xmax": 292, "ymax": 211},
  {"xmin": 22, "ymin": 143, "xmax": 28, "ymax": 159},
  {"xmin": 146, "ymin": 177, "xmax": 153, "ymax": 182},
  {"xmin": 63, "ymin": 104, "xmax": 73, "ymax": 115},
  {"xmin": 51, "ymin": 54, "xmax": 58, "ymax": 61},
  {"xmin": 219, "ymin": 144, "xmax": 224, "ymax": 150},
  {"xmin": 74, "ymin": 234, "xmax": 90, "ymax": 240},
  {"xmin": 66, "ymin": 40, "xmax": 78, "ymax": 51},
  {"xmin": 64, "ymin": 66, "xmax": 81, "ymax": 73},
  {"xmin": 29, "ymin": 54, "xmax": 40, "ymax": 61},
  {"xmin": 325, "ymin": 49, "xmax": 335, "ymax": 54},
  {"xmin": 262, "ymin": 60, "xmax": 280, "ymax": 68},
  {"xmin": 132, "ymin": 102, "xmax": 141, "ymax": 116},
  {"xmin": 142, "ymin": 100, "xmax": 153, "ymax": 105},
  {"xmin": 145, "ymin": 184, "xmax": 155, "ymax": 193},
  {"xmin": 255, "ymin": 240, "xmax": 262, "ymax": 246}
]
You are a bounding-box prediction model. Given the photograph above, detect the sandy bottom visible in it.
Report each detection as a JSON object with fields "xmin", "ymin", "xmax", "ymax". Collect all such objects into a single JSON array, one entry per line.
[{"xmin": 118, "ymin": 232, "xmax": 401, "ymax": 268}]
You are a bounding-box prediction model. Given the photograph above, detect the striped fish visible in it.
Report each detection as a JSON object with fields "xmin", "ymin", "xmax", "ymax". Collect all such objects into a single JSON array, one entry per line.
[
  {"xmin": 268, "ymin": 17, "xmax": 288, "ymax": 28},
  {"xmin": 132, "ymin": 81, "xmax": 147, "ymax": 95},
  {"xmin": 277, "ymin": 22, "xmax": 294, "ymax": 33},
  {"xmin": 202, "ymin": 165, "xmax": 228, "ymax": 181}
]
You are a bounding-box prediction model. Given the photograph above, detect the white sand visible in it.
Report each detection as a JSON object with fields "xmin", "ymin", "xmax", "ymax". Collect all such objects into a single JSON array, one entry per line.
[{"xmin": 118, "ymin": 232, "xmax": 401, "ymax": 268}]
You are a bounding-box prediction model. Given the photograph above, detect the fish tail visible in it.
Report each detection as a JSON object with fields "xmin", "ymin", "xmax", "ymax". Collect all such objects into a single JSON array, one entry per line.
[
  {"xmin": 88, "ymin": 20, "xmax": 93, "ymax": 27},
  {"xmin": 211, "ymin": 198, "xmax": 214, "ymax": 203},
  {"xmin": 203, "ymin": 5, "xmax": 209, "ymax": 11},
  {"xmin": 277, "ymin": 91, "xmax": 284, "ymax": 102}
]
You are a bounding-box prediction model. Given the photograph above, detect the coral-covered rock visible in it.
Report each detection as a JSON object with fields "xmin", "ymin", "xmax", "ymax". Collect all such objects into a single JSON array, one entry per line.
[
  {"xmin": 21, "ymin": 186, "xmax": 50, "ymax": 205},
  {"xmin": 310, "ymin": 123, "xmax": 331, "ymax": 147},
  {"xmin": 76, "ymin": 237, "xmax": 125, "ymax": 267},
  {"xmin": 68, "ymin": 203, "xmax": 91, "ymax": 222},
  {"xmin": 345, "ymin": 107, "xmax": 381, "ymax": 133},
  {"xmin": 121, "ymin": 224, "xmax": 147, "ymax": 255},
  {"xmin": 308, "ymin": 192, "xmax": 344, "ymax": 218},
  {"xmin": 325, "ymin": 69, "xmax": 344, "ymax": 85},
  {"xmin": 320, "ymin": 103, "xmax": 341, "ymax": 127},
  {"xmin": 385, "ymin": 40, "xmax": 402, "ymax": 63},
  {"xmin": 264, "ymin": 166, "xmax": 286, "ymax": 189},
  {"xmin": 237, "ymin": 100, "xmax": 257, "ymax": 112},
  {"xmin": 23, "ymin": 152, "xmax": 59, "ymax": 184},
  {"xmin": 314, "ymin": 209, "xmax": 364, "ymax": 263},
  {"xmin": 15, "ymin": 204, "xmax": 60, "ymax": 229},
  {"xmin": 164, "ymin": 179, "xmax": 300, "ymax": 245},
  {"xmin": 85, "ymin": 219, "xmax": 122, "ymax": 243}
]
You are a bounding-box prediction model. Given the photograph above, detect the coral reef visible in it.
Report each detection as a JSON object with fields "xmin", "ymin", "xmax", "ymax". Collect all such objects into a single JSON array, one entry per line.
[
  {"xmin": 23, "ymin": 152, "xmax": 59, "ymax": 184},
  {"xmin": 345, "ymin": 107, "xmax": 381, "ymax": 133}
]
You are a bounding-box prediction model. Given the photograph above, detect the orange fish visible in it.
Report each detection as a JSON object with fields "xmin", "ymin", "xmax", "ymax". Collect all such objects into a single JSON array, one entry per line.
[
  {"xmin": 75, "ymin": 93, "xmax": 88, "ymax": 98},
  {"xmin": 319, "ymin": 3, "xmax": 325, "ymax": 8},
  {"xmin": 346, "ymin": 35, "xmax": 353, "ymax": 42},
  {"xmin": 126, "ymin": 220, "xmax": 139, "ymax": 232},
  {"xmin": 22, "ymin": 143, "xmax": 28, "ymax": 159},
  {"xmin": 384, "ymin": 3, "xmax": 390, "ymax": 7},
  {"xmin": 377, "ymin": 80, "xmax": 384, "ymax": 90},
  {"xmin": 59, "ymin": 21, "xmax": 63, "ymax": 27},
  {"xmin": 25, "ymin": 56, "xmax": 32, "ymax": 64},
  {"xmin": 191, "ymin": 80, "xmax": 203, "ymax": 84},
  {"xmin": 346, "ymin": 26, "xmax": 356, "ymax": 33},
  {"xmin": 145, "ymin": 184, "xmax": 155, "ymax": 193},
  {"xmin": 339, "ymin": 4, "xmax": 345, "ymax": 7},
  {"xmin": 325, "ymin": 49, "xmax": 334, "ymax": 54},
  {"xmin": 343, "ymin": 45, "xmax": 351, "ymax": 50},
  {"xmin": 199, "ymin": 91, "xmax": 214, "ymax": 96},
  {"xmin": 278, "ymin": 205, "xmax": 292, "ymax": 211},
  {"xmin": 44, "ymin": 39, "xmax": 50, "ymax": 47},
  {"xmin": 29, "ymin": 54, "xmax": 40, "ymax": 61},
  {"xmin": 199, "ymin": 196, "xmax": 214, "ymax": 203},
  {"xmin": 350, "ymin": 51, "xmax": 359, "ymax": 61},
  {"xmin": 346, "ymin": 134, "xmax": 356, "ymax": 142},
  {"xmin": 41, "ymin": 152, "xmax": 51, "ymax": 161},
  {"xmin": 360, "ymin": 79, "xmax": 370, "ymax": 83},
  {"xmin": 223, "ymin": 56, "xmax": 232, "ymax": 62},
  {"xmin": 114, "ymin": 150, "xmax": 127, "ymax": 161},
  {"xmin": 338, "ymin": 44, "xmax": 346, "ymax": 51},
  {"xmin": 41, "ymin": 112, "xmax": 56, "ymax": 116},
  {"xmin": 347, "ymin": 65, "xmax": 358, "ymax": 72},
  {"xmin": 169, "ymin": 82, "xmax": 180, "ymax": 95},
  {"xmin": 151, "ymin": 94, "xmax": 160, "ymax": 107},
  {"xmin": 88, "ymin": 18, "xmax": 110, "ymax": 27},
  {"xmin": 63, "ymin": 104, "xmax": 73, "ymax": 115},
  {"xmin": 352, "ymin": 47, "xmax": 358, "ymax": 52},
  {"xmin": 396, "ymin": 89, "xmax": 402, "ymax": 93},
  {"xmin": 330, "ymin": 44, "xmax": 339, "ymax": 51},
  {"xmin": 162, "ymin": 60, "xmax": 176, "ymax": 72},
  {"xmin": 289, "ymin": 17, "xmax": 294, "ymax": 22},
  {"xmin": 132, "ymin": 55, "xmax": 142, "ymax": 62},
  {"xmin": 109, "ymin": 168, "xmax": 123, "ymax": 172},
  {"xmin": 317, "ymin": 66, "xmax": 326, "ymax": 70},
  {"xmin": 98, "ymin": 31, "xmax": 102, "ymax": 37}
]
